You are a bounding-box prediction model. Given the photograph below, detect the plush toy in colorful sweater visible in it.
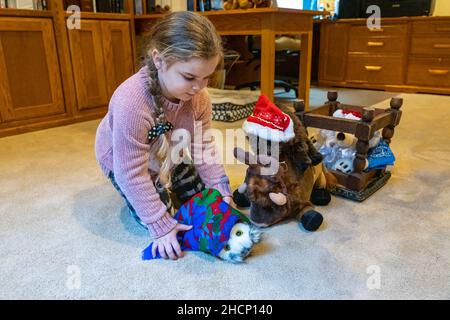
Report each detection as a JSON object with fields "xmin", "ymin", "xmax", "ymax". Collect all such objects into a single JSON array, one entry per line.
[{"xmin": 142, "ymin": 188, "xmax": 261, "ymax": 263}]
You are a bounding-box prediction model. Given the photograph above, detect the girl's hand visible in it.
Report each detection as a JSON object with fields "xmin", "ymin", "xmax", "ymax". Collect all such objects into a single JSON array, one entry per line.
[
  {"xmin": 223, "ymin": 196, "xmax": 232, "ymax": 204},
  {"xmin": 223, "ymin": 196, "xmax": 236, "ymax": 208},
  {"xmin": 151, "ymin": 223, "xmax": 192, "ymax": 260}
]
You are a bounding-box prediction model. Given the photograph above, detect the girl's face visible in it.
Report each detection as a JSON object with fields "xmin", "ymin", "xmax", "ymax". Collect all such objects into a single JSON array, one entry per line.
[{"xmin": 152, "ymin": 49, "xmax": 220, "ymax": 102}]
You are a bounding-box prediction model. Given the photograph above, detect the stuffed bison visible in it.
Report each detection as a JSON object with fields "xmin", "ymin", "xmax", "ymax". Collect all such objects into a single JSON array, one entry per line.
[
  {"xmin": 232, "ymin": 102, "xmax": 336, "ymax": 231},
  {"xmin": 233, "ymin": 147, "xmax": 335, "ymax": 231}
]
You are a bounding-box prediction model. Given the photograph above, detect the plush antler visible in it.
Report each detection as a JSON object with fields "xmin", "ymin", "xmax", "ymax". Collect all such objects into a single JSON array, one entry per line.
[
  {"xmin": 256, "ymin": 153, "xmax": 275, "ymax": 166},
  {"xmin": 234, "ymin": 147, "xmax": 282, "ymax": 176},
  {"xmin": 237, "ymin": 183, "xmax": 247, "ymax": 193},
  {"xmin": 233, "ymin": 147, "xmax": 258, "ymax": 166}
]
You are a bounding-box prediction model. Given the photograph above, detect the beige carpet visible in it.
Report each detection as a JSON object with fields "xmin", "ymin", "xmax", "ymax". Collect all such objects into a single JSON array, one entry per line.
[{"xmin": 1, "ymin": 87, "xmax": 449, "ymax": 299}]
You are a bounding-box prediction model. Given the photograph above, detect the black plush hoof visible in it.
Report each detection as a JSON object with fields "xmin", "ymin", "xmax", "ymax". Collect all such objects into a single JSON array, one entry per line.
[
  {"xmin": 233, "ymin": 189, "xmax": 251, "ymax": 208},
  {"xmin": 310, "ymin": 152, "xmax": 323, "ymax": 166},
  {"xmin": 310, "ymin": 188, "xmax": 331, "ymax": 206},
  {"xmin": 294, "ymin": 161, "xmax": 311, "ymax": 173},
  {"xmin": 301, "ymin": 210, "xmax": 323, "ymax": 231}
]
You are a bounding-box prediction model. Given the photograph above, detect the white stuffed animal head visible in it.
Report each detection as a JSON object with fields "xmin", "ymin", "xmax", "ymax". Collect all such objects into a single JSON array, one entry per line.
[
  {"xmin": 333, "ymin": 131, "xmax": 381, "ymax": 149},
  {"xmin": 332, "ymin": 109, "xmax": 381, "ymax": 149},
  {"xmin": 335, "ymin": 132, "xmax": 356, "ymax": 148},
  {"xmin": 219, "ymin": 222, "xmax": 261, "ymax": 263}
]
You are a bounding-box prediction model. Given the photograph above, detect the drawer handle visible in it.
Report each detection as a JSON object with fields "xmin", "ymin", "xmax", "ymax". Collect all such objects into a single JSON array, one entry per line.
[
  {"xmin": 428, "ymin": 69, "xmax": 449, "ymax": 76},
  {"xmin": 369, "ymin": 28, "xmax": 384, "ymax": 32},
  {"xmin": 436, "ymin": 27, "xmax": 450, "ymax": 32},
  {"xmin": 365, "ymin": 66, "xmax": 383, "ymax": 71},
  {"xmin": 433, "ymin": 44, "xmax": 450, "ymax": 49},
  {"xmin": 367, "ymin": 41, "xmax": 384, "ymax": 47}
]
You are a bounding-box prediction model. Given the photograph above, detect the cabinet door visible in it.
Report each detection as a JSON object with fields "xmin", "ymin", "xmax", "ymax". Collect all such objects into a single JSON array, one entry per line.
[
  {"xmin": 101, "ymin": 21, "xmax": 134, "ymax": 98},
  {"xmin": 319, "ymin": 23, "xmax": 350, "ymax": 82},
  {"xmin": 0, "ymin": 18, "xmax": 65, "ymax": 122},
  {"xmin": 67, "ymin": 20, "xmax": 109, "ymax": 111}
]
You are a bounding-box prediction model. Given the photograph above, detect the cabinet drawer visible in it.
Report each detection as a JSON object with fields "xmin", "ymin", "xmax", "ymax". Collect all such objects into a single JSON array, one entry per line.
[
  {"xmin": 350, "ymin": 24, "xmax": 407, "ymax": 38},
  {"xmin": 407, "ymin": 58, "xmax": 450, "ymax": 88},
  {"xmin": 346, "ymin": 56, "xmax": 403, "ymax": 84},
  {"xmin": 412, "ymin": 21, "xmax": 450, "ymax": 34},
  {"xmin": 349, "ymin": 36, "xmax": 406, "ymax": 55},
  {"xmin": 410, "ymin": 37, "xmax": 450, "ymax": 56}
]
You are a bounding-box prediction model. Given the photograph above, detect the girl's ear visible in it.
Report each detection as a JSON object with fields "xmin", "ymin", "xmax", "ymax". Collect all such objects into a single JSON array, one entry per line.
[{"xmin": 151, "ymin": 49, "xmax": 162, "ymax": 70}]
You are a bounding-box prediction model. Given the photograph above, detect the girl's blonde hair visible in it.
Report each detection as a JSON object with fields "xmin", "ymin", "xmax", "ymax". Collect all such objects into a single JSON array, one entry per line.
[{"xmin": 145, "ymin": 11, "xmax": 223, "ymax": 188}]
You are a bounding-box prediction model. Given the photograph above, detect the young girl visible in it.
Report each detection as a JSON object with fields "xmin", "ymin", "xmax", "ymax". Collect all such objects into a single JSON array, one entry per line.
[{"xmin": 95, "ymin": 11, "xmax": 233, "ymax": 260}]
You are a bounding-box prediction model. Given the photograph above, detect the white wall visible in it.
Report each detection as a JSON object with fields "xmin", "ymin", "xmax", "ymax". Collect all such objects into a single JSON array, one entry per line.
[
  {"xmin": 277, "ymin": 0, "xmax": 303, "ymax": 9},
  {"xmin": 432, "ymin": 0, "xmax": 450, "ymax": 16}
]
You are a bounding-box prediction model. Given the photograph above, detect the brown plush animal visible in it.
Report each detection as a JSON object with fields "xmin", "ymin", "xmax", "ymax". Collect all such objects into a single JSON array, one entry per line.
[
  {"xmin": 233, "ymin": 112, "xmax": 336, "ymax": 231},
  {"xmin": 152, "ymin": 4, "xmax": 171, "ymax": 13},
  {"xmin": 233, "ymin": 148, "xmax": 335, "ymax": 230},
  {"xmin": 223, "ymin": 0, "xmax": 272, "ymax": 10}
]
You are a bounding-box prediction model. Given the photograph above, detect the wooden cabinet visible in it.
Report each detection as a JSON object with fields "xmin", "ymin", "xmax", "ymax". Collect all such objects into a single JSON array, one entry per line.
[
  {"xmin": 102, "ymin": 21, "xmax": 134, "ymax": 98},
  {"xmin": 318, "ymin": 17, "xmax": 450, "ymax": 94},
  {"xmin": 0, "ymin": 0, "xmax": 136, "ymax": 137},
  {"xmin": 68, "ymin": 20, "xmax": 133, "ymax": 111},
  {"xmin": 0, "ymin": 17, "xmax": 65, "ymax": 123},
  {"xmin": 68, "ymin": 20, "xmax": 109, "ymax": 111},
  {"xmin": 318, "ymin": 23, "xmax": 349, "ymax": 82},
  {"xmin": 407, "ymin": 20, "xmax": 450, "ymax": 89},
  {"xmin": 346, "ymin": 22, "xmax": 406, "ymax": 85}
]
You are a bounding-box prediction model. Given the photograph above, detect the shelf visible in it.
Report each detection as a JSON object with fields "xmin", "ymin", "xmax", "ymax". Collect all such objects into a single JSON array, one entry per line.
[
  {"xmin": 0, "ymin": 8, "xmax": 54, "ymax": 18},
  {"xmin": 64, "ymin": 11, "xmax": 132, "ymax": 20},
  {"xmin": 134, "ymin": 13, "xmax": 169, "ymax": 19},
  {"xmin": 0, "ymin": 6, "xmax": 328, "ymax": 20},
  {"xmin": 0, "ymin": 9, "xmax": 133, "ymax": 20},
  {"xmin": 198, "ymin": 8, "xmax": 326, "ymax": 16},
  {"xmin": 133, "ymin": 8, "xmax": 327, "ymax": 20}
]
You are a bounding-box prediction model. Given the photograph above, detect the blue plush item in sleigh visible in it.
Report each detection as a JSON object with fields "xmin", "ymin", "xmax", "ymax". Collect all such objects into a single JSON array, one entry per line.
[{"xmin": 365, "ymin": 140, "xmax": 396, "ymax": 171}]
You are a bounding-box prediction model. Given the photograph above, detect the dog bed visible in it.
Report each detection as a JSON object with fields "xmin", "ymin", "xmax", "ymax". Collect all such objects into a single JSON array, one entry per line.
[{"xmin": 207, "ymin": 87, "xmax": 260, "ymax": 122}]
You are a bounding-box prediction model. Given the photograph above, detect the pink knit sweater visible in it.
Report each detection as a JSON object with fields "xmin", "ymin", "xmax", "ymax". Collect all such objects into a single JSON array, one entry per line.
[{"xmin": 95, "ymin": 66, "xmax": 231, "ymax": 238}]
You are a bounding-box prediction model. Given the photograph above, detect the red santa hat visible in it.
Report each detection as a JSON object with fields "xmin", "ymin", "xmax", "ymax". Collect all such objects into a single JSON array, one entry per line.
[{"xmin": 242, "ymin": 95, "xmax": 295, "ymax": 142}]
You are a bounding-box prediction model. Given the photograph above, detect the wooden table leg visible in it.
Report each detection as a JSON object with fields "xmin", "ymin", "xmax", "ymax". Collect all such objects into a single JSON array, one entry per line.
[
  {"xmin": 261, "ymin": 18, "xmax": 276, "ymax": 102},
  {"xmin": 299, "ymin": 30, "xmax": 313, "ymax": 111}
]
